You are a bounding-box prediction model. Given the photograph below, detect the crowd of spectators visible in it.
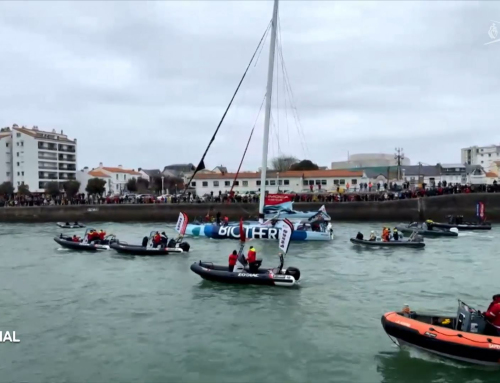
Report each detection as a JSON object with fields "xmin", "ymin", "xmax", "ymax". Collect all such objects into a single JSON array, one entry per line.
[{"xmin": 1, "ymin": 181, "xmax": 498, "ymax": 207}]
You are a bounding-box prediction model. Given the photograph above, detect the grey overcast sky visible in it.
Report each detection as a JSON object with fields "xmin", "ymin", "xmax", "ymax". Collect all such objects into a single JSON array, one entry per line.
[{"xmin": 1, "ymin": 1, "xmax": 499, "ymax": 171}]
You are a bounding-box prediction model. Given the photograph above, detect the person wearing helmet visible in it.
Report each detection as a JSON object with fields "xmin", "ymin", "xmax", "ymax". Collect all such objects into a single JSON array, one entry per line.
[
  {"xmin": 369, "ymin": 231, "xmax": 376, "ymax": 241},
  {"xmin": 483, "ymin": 294, "xmax": 500, "ymax": 335},
  {"xmin": 393, "ymin": 228, "xmax": 399, "ymax": 241}
]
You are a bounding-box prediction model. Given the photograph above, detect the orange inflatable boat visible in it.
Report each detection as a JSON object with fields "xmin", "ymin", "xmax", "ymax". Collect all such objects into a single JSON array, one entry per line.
[{"xmin": 381, "ymin": 300, "xmax": 500, "ymax": 366}]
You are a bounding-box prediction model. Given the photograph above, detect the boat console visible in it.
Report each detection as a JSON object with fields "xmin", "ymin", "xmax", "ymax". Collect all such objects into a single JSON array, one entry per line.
[{"xmin": 455, "ymin": 300, "xmax": 486, "ymax": 334}]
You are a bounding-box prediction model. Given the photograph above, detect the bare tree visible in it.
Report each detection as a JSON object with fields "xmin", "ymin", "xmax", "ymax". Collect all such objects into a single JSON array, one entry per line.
[{"xmin": 271, "ymin": 155, "xmax": 298, "ymax": 172}]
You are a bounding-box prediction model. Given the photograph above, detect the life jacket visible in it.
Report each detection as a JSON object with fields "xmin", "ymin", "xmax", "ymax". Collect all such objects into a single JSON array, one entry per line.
[
  {"xmin": 72, "ymin": 236, "xmax": 79, "ymax": 242},
  {"xmin": 153, "ymin": 234, "xmax": 161, "ymax": 244},
  {"xmin": 228, "ymin": 253, "xmax": 238, "ymax": 266},
  {"xmin": 247, "ymin": 248, "xmax": 256, "ymax": 263},
  {"xmin": 99, "ymin": 231, "xmax": 106, "ymax": 240}
]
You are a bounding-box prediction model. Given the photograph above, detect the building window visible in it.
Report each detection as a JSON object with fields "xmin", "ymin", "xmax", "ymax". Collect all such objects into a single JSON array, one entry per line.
[
  {"xmin": 339, "ymin": 179, "xmax": 346, "ymax": 185},
  {"xmin": 21, "ymin": 141, "xmax": 23, "ymax": 146},
  {"xmin": 123, "ymin": 174, "xmax": 126, "ymax": 180},
  {"xmin": 489, "ymin": 153, "xmax": 491, "ymax": 157},
  {"xmin": 256, "ymin": 180, "xmax": 261, "ymax": 186},
  {"xmin": 303, "ymin": 180, "xmax": 308, "ymax": 186},
  {"xmin": 265, "ymin": 180, "xmax": 269, "ymax": 186},
  {"xmin": 16, "ymin": 142, "xmax": 19, "ymax": 146},
  {"xmin": 16, "ymin": 133, "xmax": 21, "ymax": 137},
  {"xmin": 191, "ymin": 181, "xmax": 196, "ymax": 187},
  {"xmin": 242, "ymin": 181, "xmax": 248, "ymax": 187},
  {"xmin": 16, "ymin": 152, "xmax": 19, "ymax": 157},
  {"xmin": 6, "ymin": 142, "xmax": 9, "ymax": 147},
  {"xmin": 270, "ymin": 180, "xmax": 276, "ymax": 185},
  {"xmin": 233, "ymin": 181, "xmax": 239, "ymax": 186},
  {"xmin": 481, "ymin": 161, "xmax": 484, "ymax": 164},
  {"xmin": 315, "ymin": 180, "xmax": 321, "ymax": 185},
  {"xmin": 308, "ymin": 180, "xmax": 314, "ymax": 185},
  {"xmin": 21, "ymin": 171, "xmax": 24, "ymax": 176},
  {"xmin": 334, "ymin": 180, "xmax": 339, "ymax": 185},
  {"xmin": 321, "ymin": 179, "xmax": 327, "ymax": 185},
  {"xmin": 16, "ymin": 162, "xmax": 20, "ymax": 166},
  {"xmin": 351, "ymin": 179, "xmax": 357, "ymax": 185},
  {"xmin": 116, "ymin": 174, "xmax": 118, "ymax": 180},
  {"xmin": 213, "ymin": 181, "xmax": 219, "ymax": 187},
  {"xmin": 6, "ymin": 172, "xmax": 10, "ymax": 176},
  {"xmin": 17, "ymin": 181, "xmax": 20, "ymax": 185},
  {"xmin": 17, "ymin": 172, "xmax": 20, "ymax": 176},
  {"xmin": 202, "ymin": 181, "xmax": 208, "ymax": 187},
  {"xmin": 284, "ymin": 180, "xmax": 289, "ymax": 185},
  {"xmin": 278, "ymin": 180, "xmax": 282, "ymax": 185},
  {"xmin": 225, "ymin": 181, "xmax": 230, "ymax": 187}
]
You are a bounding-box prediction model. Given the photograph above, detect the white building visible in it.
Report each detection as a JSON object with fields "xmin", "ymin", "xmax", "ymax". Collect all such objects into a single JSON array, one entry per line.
[
  {"xmin": 461, "ymin": 145, "xmax": 500, "ymax": 171},
  {"xmin": 190, "ymin": 169, "xmax": 367, "ymax": 195},
  {"xmin": 0, "ymin": 125, "xmax": 77, "ymax": 192},
  {"xmin": 331, "ymin": 153, "xmax": 411, "ymax": 169},
  {"xmin": 76, "ymin": 163, "xmax": 142, "ymax": 195}
]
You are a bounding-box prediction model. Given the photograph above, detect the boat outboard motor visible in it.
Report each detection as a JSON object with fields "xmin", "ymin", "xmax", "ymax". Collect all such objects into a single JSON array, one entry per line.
[
  {"xmin": 356, "ymin": 232, "xmax": 364, "ymax": 240},
  {"xmin": 167, "ymin": 238, "xmax": 177, "ymax": 248},
  {"xmin": 141, "ymin": 236, "xmax": 148, "ymax": 247},
  {"xmin": 284, "ymin": 267, "xmax": 301, "ymax": 281},
  {"xmin": 178, "ymin": 242, "xmax": 190, "ymax": 252}
]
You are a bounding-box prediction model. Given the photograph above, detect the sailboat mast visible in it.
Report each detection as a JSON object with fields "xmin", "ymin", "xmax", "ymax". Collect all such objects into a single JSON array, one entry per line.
[{"xmin": 258, "ymin": 0, "xmax": 279, "ymax": 223}]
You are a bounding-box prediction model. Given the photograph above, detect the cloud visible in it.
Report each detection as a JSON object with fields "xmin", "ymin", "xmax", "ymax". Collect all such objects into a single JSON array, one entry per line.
[{"xmin": 0, "ymin": 1, "xmax": 499, "ymax": 172}]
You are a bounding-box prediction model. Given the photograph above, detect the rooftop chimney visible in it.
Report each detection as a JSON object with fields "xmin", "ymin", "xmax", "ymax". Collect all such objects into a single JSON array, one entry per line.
[
  {"xmin": 52, "ymin": 129, "xmax": 56, "ymax": 133},
  {"xmin": 99, "ymin": 162, "xmax": 103, "ymax": 167},
  {"xmin": 118, "ymin": 165, "xmax": 123, "ymax": 169}
]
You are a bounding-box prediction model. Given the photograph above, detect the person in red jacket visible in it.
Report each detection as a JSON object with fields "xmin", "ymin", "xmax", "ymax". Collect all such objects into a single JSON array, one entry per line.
[
  {"xmin": 484, "ymin": 294, "xmax": 500, "ymax": 335},
  {"xmin": 247, "ymin": 246, "xmax": 257, "ymax": 271},
  {"xmin": 228, "ymin": 250, "xmax": 238, "ymax": 272},
  {"xmin": 152, "ymin": 232, "xmax": 161, "ymax": 248}
]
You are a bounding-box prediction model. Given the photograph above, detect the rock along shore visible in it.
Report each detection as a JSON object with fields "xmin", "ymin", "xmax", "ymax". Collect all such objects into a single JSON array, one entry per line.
[{"xmin": 0, "ymin": 193, "xmax": 498, "ymax": 223}]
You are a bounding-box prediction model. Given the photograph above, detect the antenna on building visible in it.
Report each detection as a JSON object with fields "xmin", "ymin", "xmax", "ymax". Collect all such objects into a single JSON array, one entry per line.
[{"xmin": 395, "ymin": 147, "xmax": 405, "ymax": 181}]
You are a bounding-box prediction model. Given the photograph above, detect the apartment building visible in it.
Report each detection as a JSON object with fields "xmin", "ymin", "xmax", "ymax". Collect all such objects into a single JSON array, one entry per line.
[
  {"xmin": 461, "ymin": 145, "xmax": 500, "ymax": 171},
  {"xmin": 0, "ymin": 125, "xmax": 77, "ymax": 192}
]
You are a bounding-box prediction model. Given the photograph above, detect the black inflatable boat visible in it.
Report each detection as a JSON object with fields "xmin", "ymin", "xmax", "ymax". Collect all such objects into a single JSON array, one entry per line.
[
  {"xmin": 430, "ymin": 214, "xmax": 491, "ymax": 231},
  {"xmin": 57, "ymin": 222, "xmax": 85, "ymax": 229},
  {"xmin": 54, "ymin": 236, "xmax": 114, "ymax": 251},
  {"xmin": 191, "ymin": 218, "xmax": 300, "ymax": 287},
  {"xmin": 190, "ymin": 259, "xmax": 299, "ymax": 287},
  {"xmin": 110, "ymin": 242, "xmax": 169, "ymax": 256},
  {"xmin": 395, "ymin": 224, "xmax": 458, "ymax": 238},
  {"xmin": 350, "ymin": 238, "xmax": 425, "ymax": 248}
]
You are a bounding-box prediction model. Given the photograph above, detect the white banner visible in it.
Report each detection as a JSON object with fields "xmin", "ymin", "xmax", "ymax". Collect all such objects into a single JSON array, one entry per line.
[{"xmin": 278, "ymin": 218, "xmax": 294, "ymax": 254}]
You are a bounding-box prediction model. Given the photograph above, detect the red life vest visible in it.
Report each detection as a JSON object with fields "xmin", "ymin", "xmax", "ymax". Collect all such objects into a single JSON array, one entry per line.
[
  {"xmin": 247, "ymin": 248, "xmax": 256, "ymax": 263},
  {"xmin": 228, "ymin": 253, "xmax": 238, "ymax": 266}
]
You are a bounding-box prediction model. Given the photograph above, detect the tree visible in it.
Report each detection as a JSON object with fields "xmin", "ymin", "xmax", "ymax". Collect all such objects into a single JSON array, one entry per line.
[
  {"xmin": 271, "ymin": 155, "xmax": 298, "ymax": 172},
  {"xmin": 127, "ymin": 178, "xmax": 138, "ymax": 192},
  {"xmin": 45, "ymin": 181, "xmax": 61, "ymax": 197},
  {"xmin": 63, "ymin": 180, "xmax": 81, "ymax": 198},
  {"xmin": 86, "ymin": 178, "xmax": 107, "ymax": 195},
  {"xmin": 289, "ymin": 159, "xmax": 319, "ymax": 171},
  {"xmin": 0, "ymin": 181, "xmax": 14, "ymax": 196},
  {"xmin": 137, "ymin": 177, "xmax": 149, "ymax": 193},
  {"xmin": 18, "ymin": 184, "xmax": 31, "ymax": 196}
]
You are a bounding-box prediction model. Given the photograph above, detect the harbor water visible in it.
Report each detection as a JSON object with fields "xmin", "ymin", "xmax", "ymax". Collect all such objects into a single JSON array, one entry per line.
[{"xmin": 0, "ymin": 222, "xmax": 498, "ymax": 383}]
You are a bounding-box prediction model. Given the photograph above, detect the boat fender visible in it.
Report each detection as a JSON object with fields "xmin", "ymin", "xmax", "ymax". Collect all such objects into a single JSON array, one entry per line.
[
  {"xmin": 285, "ymin": 266, "xmax": 301, "ymax": 281},
  {"xmin": 449, "ymin": 227, "xmax": 459, "ymax": 234}
]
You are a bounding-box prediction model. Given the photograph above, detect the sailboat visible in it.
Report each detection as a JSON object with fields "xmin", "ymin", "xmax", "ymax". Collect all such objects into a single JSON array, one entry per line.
[
  {"xmin": 190, "ymin": 217, "xmax": 301, "ymax": 286},
  {"xmin": 183, "ymin": 0, "xmax": 333, "ymax": 242}
]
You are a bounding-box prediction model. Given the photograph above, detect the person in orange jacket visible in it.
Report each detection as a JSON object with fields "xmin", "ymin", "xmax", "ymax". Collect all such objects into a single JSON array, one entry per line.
[
  {"xmin": 247, "ymin": 246, "xmax": 257, "ymax": 271},
  {"xmin": 99, "ymin": 230, "xmax": 106, "ymax": 241},
  {"xmin": 381, "ymin": 227, "xmax": 390, "ymax": 242},
  {"xmin": 228, "ymin": 250, "xmax": 238, "ymax": 272}
]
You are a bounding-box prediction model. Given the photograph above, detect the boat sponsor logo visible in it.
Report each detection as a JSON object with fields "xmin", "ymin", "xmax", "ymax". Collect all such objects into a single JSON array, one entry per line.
[
  {"xmin": 396, "ymin": 321, "xmax": 411, "ymax": 328},
  {"xmin": 488, "ymin": 343, "xmax": 500, "ymax": 349},
  {"xmin": 273, "ymin": 274, "xmax": 293, "ymax": 280},
  {"xmin": 238, "ymin": 273, "xmax": 258, "ymax": 277},
  {"xmin": 216, "ymin": 226, "xmax": 279, "ymax": 240},
  {"xmin": 424, "ymin": 332, "xmax": 437, "ymax": 338},
  {"xmin": 0, "ymin": 331, "xmax": 20, "ymax": 343}
]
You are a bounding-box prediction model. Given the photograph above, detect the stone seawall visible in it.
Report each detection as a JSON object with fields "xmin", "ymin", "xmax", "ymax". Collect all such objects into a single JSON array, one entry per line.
[{"xmin": 0, "ymin": 194, "xmax": 497, "ymax": 223}]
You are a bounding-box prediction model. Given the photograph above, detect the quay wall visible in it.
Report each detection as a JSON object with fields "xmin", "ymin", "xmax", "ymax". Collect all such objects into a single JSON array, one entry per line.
[{"xmin": 0, "ymin": 194, "xmax": 498, "ymax": 223}]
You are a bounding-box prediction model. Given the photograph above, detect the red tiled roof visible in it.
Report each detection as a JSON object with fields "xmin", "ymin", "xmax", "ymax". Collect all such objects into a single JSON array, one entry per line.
[
  {"xmin": 88, "ymin": 170, "xmax": 110, "ymax": 178},
  {"xmin": 485, "ymin": 171, "xmax": 498, "ymax": 178},
  {"xmin": 13, "ymin": 127, "xmax": 74, "ymax": 142},
  {"xmin": 101, "ymin": 167, "xmax": 141, "ymax": 175},
  {"xmin": 192, "ymin": 169, "xmax": 364, "ymax": 180}
]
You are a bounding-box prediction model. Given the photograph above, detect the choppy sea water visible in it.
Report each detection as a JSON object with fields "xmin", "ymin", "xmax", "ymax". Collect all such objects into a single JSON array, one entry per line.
[{"xmin": 0, "ymin": 222, "xmax": 498, "ymax": 383}]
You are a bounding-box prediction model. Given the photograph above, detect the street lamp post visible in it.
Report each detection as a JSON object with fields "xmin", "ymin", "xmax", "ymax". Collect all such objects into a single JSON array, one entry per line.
[{"xmin": 161, "ymin": 176, "xmax": 164, "ymax": 195}]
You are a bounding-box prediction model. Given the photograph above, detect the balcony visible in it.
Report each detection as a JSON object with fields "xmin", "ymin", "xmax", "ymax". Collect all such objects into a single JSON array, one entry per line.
[
  {"xmin": 58, "ymin": 164, "xmax": 76, "ymax": 171},
  {"xmin": 58, "ymin": 145, "xmax": 76, "ymax": 153},
  {"xmin": 38, "ymin": 153, "xmax": 58, "ymax": 161},
  {"xmin": 38, "ymin": 143, "xmax": 58, "ymax": 151},
  {"xmin": 39, "ymin": 172, "xmax": 58, "ymax": 180},
  {"xmin": 58, "ymin": 154, "xmax": 76, "ymax": 162}
]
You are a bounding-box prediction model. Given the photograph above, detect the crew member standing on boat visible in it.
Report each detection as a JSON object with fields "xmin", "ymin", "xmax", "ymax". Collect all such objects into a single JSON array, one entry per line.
[
  {"xmin": 247, "ymin": 246, "xmax": 257, "ymax": 271},
  {"xmin": 483, "ymin": 294, "xmax": 500, "ymax": 335},
  {"xmin": 369, "ymin": 231, "xmax": 376, "ymax": 241},
  {"xmin": 393, "ymin": 228, "xmax": 399, "ymax": 241},
  {"xmin": 153, "ymin": 232, "xmax": 161, "ymax": 248},
  {"xmin": 228, "ymin": 250, "xmax": 238, "ymax": 272}
]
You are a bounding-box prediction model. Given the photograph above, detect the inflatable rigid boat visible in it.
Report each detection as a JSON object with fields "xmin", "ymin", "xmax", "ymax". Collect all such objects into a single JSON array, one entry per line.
[
  {"xmin": 54, "ymin": 234, "xmax": 116, "ymax": 252},
  {"xmin": 396, "ymin": 224, "xmax": 458, "ymax": 238},
  {"xmin": 350, "ymin": 238, "xmax": 425, "ymax": 248},
  {"xmin": 430, "ymin": 211, "xmax": 491, "ymax": 231},
  {"xmin": 109, "ymin": 230, "xmax": 190, "ymax": 256},
  {"xmin": 57, "ymin": 222, "xmax": 85, "ymax": 229},
  {"xmin": 190, "ymin": 218, "xmax": 300, "ymax": 287},
  {"xmin": 382, "ymin": 300, "xmax": 500, "ymax": 366}
]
